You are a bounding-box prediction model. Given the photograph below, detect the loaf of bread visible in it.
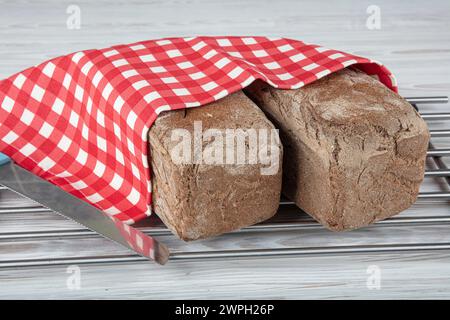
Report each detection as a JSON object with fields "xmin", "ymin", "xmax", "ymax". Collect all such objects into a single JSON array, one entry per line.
[
  {"xmin": 245, "ymin": 68, "xmax": 429, "ymax": 230},
  {"xmin": 149, "ymin": 91, "xmax": 283, "ymax": 240}
]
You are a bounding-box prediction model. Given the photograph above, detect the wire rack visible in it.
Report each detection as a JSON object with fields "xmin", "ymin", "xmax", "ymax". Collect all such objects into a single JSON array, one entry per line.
[{"xmin": 0, "ymin": 96, "xmax": 449, "ymax": 267}]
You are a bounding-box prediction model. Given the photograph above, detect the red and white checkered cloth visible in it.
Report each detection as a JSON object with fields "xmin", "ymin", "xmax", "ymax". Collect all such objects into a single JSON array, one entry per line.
[{"xmin": 0, "ymin": 36, "xmax": 397, "ymax": 224}]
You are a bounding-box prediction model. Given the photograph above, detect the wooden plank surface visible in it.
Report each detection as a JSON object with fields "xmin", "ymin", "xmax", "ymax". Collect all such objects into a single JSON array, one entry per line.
[
  {"xmin": 3, "ymin": 252, "xmax": 450, "ymax": 299},
  {"xmin": 0, "ymin": 0, "xmax": 449, "ymax": 299}
]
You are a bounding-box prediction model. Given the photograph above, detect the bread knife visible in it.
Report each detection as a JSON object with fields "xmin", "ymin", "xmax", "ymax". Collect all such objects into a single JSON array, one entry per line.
[{"xmin": 0, "ymin": 152, "xmax": 170, "ymax": 265}]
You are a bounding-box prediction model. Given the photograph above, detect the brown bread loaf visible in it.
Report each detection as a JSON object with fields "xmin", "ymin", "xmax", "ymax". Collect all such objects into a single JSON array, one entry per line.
[
  {"xmin": 148, "ymin": 91, "xmax": 283, "ymax": 240},
  {"xmin": 245, "ymin": 68, "xmax": 429, "ymax": 230}
]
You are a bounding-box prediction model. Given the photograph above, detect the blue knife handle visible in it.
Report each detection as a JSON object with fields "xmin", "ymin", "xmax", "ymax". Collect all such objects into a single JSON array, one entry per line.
[{"xmin": 0, "ymin": 152, "xmax": 11, "ymax": 166}]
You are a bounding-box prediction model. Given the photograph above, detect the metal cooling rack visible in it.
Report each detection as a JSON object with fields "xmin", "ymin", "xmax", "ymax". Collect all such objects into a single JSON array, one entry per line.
[{"xmin": 0, "ymin": 96, "xmax": 449, "ymax": 267}]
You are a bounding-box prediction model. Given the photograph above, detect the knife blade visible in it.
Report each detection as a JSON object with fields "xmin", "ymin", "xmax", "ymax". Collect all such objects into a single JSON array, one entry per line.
[{"xmin": 0, "ymin": 152, "xmax": 170, "ymax": 265}]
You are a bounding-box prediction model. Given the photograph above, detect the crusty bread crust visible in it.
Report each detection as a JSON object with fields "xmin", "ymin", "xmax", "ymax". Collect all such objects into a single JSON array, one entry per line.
[
  {"xmin": 149, "ymin": 91, "xmax": 283, "ymax": 240},
  {"xmin": 245, "ymin": 68, "xmax": 430, "ymax": 230}
]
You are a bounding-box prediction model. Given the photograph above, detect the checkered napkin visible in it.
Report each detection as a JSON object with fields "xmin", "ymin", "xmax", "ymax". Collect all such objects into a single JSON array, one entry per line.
[{"xmin": 0, "ymin": 36, "xmax": 397, "ymax": 223}]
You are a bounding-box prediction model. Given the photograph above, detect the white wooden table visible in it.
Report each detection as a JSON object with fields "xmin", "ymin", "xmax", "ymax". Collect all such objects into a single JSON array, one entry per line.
[{"xmin": 0, "ymin": 0, "xmax": 449, "ymax": 299}]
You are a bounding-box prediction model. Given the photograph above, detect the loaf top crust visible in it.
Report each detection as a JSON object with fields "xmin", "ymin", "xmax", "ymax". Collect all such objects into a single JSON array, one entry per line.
[
  {"xmin": 150, "ymin": 90, "xmax": 278, "ymax": 153},
  {"xmin": 247, "ymin": 68, "xmax": 429, "ymax": 165},
  {"xmin": 269, "ymin": 68, "xmax": 427, "ymax": 137},
  {"xmin": 246, "ymin": 67, "xmax": 430, "ymax": 176}
]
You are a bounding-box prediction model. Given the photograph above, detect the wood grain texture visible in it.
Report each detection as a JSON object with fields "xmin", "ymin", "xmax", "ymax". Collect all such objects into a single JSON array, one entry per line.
[
  {"xmin": 0, "ymin": 0, "xmax": 449, "ymax": 299},
  {"xmin": 3, "ymin": 252, "xmax": 450, "ymax": 299}
]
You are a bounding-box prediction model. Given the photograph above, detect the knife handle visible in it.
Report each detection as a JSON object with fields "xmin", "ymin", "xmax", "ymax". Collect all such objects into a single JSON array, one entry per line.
[{"xmin": 0, "ymin": 152, "xmax": 11, "ymax": 166}]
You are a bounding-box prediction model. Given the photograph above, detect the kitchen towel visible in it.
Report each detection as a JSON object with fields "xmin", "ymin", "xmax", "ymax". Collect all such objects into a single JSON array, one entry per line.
[{"xmin": 0, "ymin": 36, "xmax": 397, "ymax": 223}]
